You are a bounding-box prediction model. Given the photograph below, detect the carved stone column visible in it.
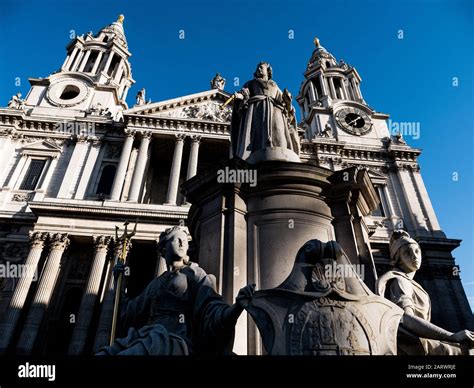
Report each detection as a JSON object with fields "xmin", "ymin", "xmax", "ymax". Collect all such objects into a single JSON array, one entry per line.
[
  {"xmin": 0, "ymin": 232, "xmax": 48, "ymax": 353},
  {"xmin": 93, "ymin": 239, "xmax": 132, "ymax": 352},
  {"xmin": 186, "ymin": 135, "xmax": 201, "ymax": 180},
  {"xmin": 16, "ymin": 233, "xmax": 70, "ymax": 355},
  {"xmin": 91, "ymin": 51, "xmax": 104, "ymax": 74},
  {"xmin": 68, "ymin": 236, "xmax": 111, "ymax": 355},
  {"xmin": 110, "ymin": 129, "xmax": 135, "ymax": 201},
  {"xmin": 128, "ymin": 131, "xmax": 152, "ymax": 202},
  {"xmin": 78, "ymin": 50, "xmax": 91, "ymax": 72},
  {"xmin": 102, "ymin": 52, "xmax": 115, "ymax": 75},
  {"xmin": 165, "ymin": 133, "xmax": 185, "ymax": 205}
]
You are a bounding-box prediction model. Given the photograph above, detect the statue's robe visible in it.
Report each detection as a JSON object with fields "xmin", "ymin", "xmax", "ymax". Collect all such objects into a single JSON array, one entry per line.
[
  {"xmin": 377, "ymin": 271, "xmax": 464, "ymax": 355},
  {"xmin": 97, "ymin": 263, "xmax": 234, "ymax": 355},
  {"xmin": 231, "ymin": 78, "xmax": 299, "ymax": 160}
]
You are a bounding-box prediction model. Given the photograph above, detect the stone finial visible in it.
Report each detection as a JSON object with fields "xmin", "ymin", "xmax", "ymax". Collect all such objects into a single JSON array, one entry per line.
[
  {"xmin": 117, "ymin": 14, "xmax": 125, "ymax": 24},
  {"xmin": 313, "ymin": 37, "xmax": 321, "ymax": 47}
]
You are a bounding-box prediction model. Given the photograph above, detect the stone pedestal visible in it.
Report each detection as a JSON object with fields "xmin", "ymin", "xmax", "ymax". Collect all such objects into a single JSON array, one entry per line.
[{"xmin": 183, "ymin": 158, "xmax": 336, "ymax": 354}]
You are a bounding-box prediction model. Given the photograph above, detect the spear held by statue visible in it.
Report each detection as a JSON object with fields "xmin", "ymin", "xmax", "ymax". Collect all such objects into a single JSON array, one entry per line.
[{"xmin": 110, "ymin": 220, "xmax": 137, "ymax": 346}]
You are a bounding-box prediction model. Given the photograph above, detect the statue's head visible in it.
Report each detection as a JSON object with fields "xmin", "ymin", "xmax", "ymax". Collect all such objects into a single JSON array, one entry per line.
[
  {"xmin": 389, "ymin": 230, "xmax": 421, "ymax": 272},
  {"xmin": 254, "ymin": 61, "xmax": 273, "ymax": 80},
  {"xmin": 157, "ymin": 226, "xmax": 190, "ymax": 266}
]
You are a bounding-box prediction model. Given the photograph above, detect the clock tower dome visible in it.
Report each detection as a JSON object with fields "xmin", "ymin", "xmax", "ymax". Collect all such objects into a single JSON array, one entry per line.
[{"xmin": 297, "ymin": 38, "xmax": 391, "ymax": 147}]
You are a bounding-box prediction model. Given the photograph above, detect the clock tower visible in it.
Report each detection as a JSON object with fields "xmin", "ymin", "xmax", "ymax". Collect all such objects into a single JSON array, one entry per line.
[{"xmin": 297, "ymin": 38, "xmax": 390, "ymax": 147}]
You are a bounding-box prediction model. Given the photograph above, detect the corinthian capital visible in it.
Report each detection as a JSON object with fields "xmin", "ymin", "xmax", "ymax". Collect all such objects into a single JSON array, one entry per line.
[
  {"xmin": 190, "ymin": 135, "xmax": 202, "ymax": 144},
  {"xmin": 175, "ymin": 133, "xmax": 186, "ymax": 142},
  {"xmin": 124, "ymin": 128, "xmax": 136, "ymax": 138},
  {"xmin": 49, "ymin": 233, "xmax": 70, "ymax": 251},
  {"xmin": 28, "ymin": 231, "xmax": 48, "ymax": 249},
  {"xmin": 93, "ymin": 235, "xmax": 112, "ymax": 253}
]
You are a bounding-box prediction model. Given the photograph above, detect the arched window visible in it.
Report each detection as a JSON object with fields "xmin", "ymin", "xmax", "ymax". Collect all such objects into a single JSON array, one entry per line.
[
  {"xmin": 326, "ymin": 61, "xmax": 331, "ymax": 68},
  {"xmin": 96, "ymin": 164, "xmax": 116, "ymax": 196}
]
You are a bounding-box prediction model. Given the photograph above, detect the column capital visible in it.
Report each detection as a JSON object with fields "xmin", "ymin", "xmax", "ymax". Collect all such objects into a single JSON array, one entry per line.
[
  {"xmin": 28, "ymin": 231, "xmax": 48, "ymax": 248},
  {"xmin": 174, "ymin": 133, "xmax": 186, "ymax": 142},
  {"xmin": 140, "ymin": 130, "xmax": 153, "ymax": 140},
  {"xmin": 48, "ymin": 233, "xmax": 70, "ymax": 251},
  {"xmin": 87, "ymin": 136, "xmax": 102, "ymax": 146},
  {"xmin": 75, "ymin": 133, "xmax": 89, "ymax": 143},
  {"xmin": 124, "ymin": 128, "xmax": 136, "ymax": 138},
  {"xmin": 93, "ymin": 235, "xmax": 112, "ymax": 252},
  {"xmin": 190, "ymin": 135, "xmax": 202, "ymax": 144}
]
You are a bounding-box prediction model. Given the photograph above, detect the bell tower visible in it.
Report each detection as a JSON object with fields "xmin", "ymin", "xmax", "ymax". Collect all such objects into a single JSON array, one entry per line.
[
  {"xmin": 24, "ymin": 14, "xmax": 135, "ymax": 119},
  {"xmin": 297, "ymin": 38, "xmax": 390, "ymax": 146}
]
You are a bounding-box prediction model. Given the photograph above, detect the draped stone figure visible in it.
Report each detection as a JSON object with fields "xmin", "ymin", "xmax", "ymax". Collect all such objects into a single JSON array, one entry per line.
[
  {"xmin": 96, "ymin": 226, "xmax": 254, "ymax": 355},
  {"xmin": 231, "ymin": 62, "xmax": 300, "ymax": 164},
  {"xmin": 377, "ymin": 230, "xmax": 474, "ymax": 355},
  {"xmin": 242, "ymin": 239, "xmax": 473, "ymax": 355}
]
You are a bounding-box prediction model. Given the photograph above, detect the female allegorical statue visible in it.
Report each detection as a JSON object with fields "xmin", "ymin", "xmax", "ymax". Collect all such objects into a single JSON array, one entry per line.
[
  {"xmin": 377, "ymin": 230, "xmax": 473, "ymax": 355},
  {"xmin": 97, "ymin": 226, "xmax": 255, "ymax": 355}
]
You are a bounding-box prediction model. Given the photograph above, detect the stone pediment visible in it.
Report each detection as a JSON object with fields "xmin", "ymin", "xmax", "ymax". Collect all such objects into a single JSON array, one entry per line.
[
  {"xmin": 124, "ymin": 89, "xmax": 233, "ymax": 123},
  {"xmin": 367, "ymin": 169, "xmax": 387, "ymax": 185},
  {"xmin": 21, "ymin": 139, "xmax": 63, "ymax": 156}
]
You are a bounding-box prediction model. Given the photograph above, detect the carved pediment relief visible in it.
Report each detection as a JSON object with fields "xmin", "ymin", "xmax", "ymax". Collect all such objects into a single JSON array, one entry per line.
[
  {"xmin": 125, "ymin": 89, "xmax": 233, "ymax": 123},
  {"xmin": 154, "ymin": 101, "xmax": 232, "ymax": 123}
]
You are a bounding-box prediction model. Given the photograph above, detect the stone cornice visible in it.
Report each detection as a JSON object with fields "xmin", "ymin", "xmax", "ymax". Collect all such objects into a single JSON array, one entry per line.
[{"xmin": 28, "ymin": 201, "xmax": 189, "ymax": 222}]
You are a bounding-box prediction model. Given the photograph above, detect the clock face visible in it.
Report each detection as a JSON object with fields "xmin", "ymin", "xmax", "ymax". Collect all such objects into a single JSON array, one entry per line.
[{"xmin": 335, "ymin": 107, "xmax": 372, "ymax": 136}]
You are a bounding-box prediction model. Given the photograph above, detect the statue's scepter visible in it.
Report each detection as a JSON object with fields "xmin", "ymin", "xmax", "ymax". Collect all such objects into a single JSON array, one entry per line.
[
  {"xmin": 220, "ymin": 94, "xmax": 235, "ymax": 110},
  {"xmin": 110, "ymin": 221, "xmax": 137, "ymax": 346}
]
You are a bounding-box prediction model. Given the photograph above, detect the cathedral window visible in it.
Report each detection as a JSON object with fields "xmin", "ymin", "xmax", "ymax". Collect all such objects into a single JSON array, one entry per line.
[
  {"xmin": 96, "ymin": 164, "xmax": 116, "ymax": 196},
  {"xmin": 19, "ymin": 159, "xmax": 46, "ymax": 190},
  {"xmin": 372, "ymin": 186, "xmax": 386, "ymax": 217}
]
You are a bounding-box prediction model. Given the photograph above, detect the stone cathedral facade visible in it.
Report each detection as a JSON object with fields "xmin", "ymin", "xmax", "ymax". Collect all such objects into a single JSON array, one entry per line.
[{"xmin": 0, "ymin": 16, "xmax": 471, "ymax": 355}]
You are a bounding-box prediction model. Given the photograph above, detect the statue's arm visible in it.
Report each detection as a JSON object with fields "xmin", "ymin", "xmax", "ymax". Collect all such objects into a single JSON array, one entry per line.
[
  {"xmin": 401, "ymin": 313, "xmax": 474, "ymax": 346},
  {"xmin": 221, "ymin": 284, "xmax": 256, "ymax": 328}
]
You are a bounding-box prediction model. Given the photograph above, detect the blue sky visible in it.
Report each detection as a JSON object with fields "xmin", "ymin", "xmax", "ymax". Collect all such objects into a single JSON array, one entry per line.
[{"xmin": 0, "ymin": 0, "xmax": 472, "ymax": 307}]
